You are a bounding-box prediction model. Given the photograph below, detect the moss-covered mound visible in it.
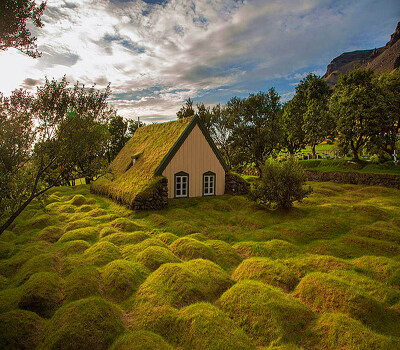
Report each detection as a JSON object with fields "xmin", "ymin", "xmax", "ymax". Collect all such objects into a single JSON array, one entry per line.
[
  {"xmin": 177, "ymin": 302, "xmax": 256, "ymax": 350},
  {"xmin": 110, "ymin": 331, "xmax": 173, "ymax": 350},
  {"xmin": 37, "ymin": 226, "xmax": 64, "ymax": 243},
  {"xmin": 170, "ymin": 237, "xmax": 216, "ymax": 262},
  {"xmin": 218, "ymin": 280, "xmax": 314, "ymax": 346},
  {"xmin": 156, "ymin": 232, "xmax": 179, "ymax": 245},
  {"xmin": 283, "ymin": 254, "xmax": 354, "ymax": 279},
  {"xmin": 63, "ymin": 266, "xmax": 102, "ymax": 303},
  {"xmin": 101, "ymin": 231, "xmax": 150, "ymax": 246},
  {"xmin": 82, "ymin": 241, "xmax": 121, "ymax": 266},
  {"xmin": 205, "ymin": 240, "xmax": 242, "ymax": 269},
  {"xmin": 65, "ymin": 219, "xmax": 94, "ymax": 232},
  {"xmin": 13, "ymin": 253, "xmax": 56, "ymax": 286},
  {"xmin": 293, "ymin": 272, "xmax": 387, "ymax": 330},
  {"xmin": 232, "ymin": 257, "xmax": 299, "ymax": 292},
  {"xmin": 306, "ymin": 312, "xmax": 399, "ymax": 349},
  {"xmin": 0, "ymin": 287, "xmax": 21, "ymax": 313},
  {"xmin": 99, "ymin": 226, "xmax": 118, "ymax": 238},
  {"xmin": 102, "ymin": 260, "xmax": 149, "ymax": 302},
  {"xmin": 69, "ymin": 194, "xmax": 95, "ymax": 206},
  {"xmin": 0, "ymin": 309, "xmax": 46, "ymax": 350},
  {"xmin": 58, "ymin": 227, "xmax": 98, "ymax": 243},
  {"xmin": 0, "ymin": 241, "xmax": 15, "ymax": 259},
  {"xmin": 58, "ymin": 240, "xmax": 90, "ymax": 255},
  {"xmin": 135, "ymin": 246, "xmax": 181, "ymax": 271},
  {"xmin": 137, "ymin": 259, "xmax": 233, "ymax": 308},
  {"xmin": 121, "ymin": 238, "xmax": 167, "ymax": 260},
  {"xmin": 18, "ymin": 272, "xmax": 63, "ymax": 318},
  {"xmin": 39, "ymin": 296, "xmax": 125, "ymax": 350},
  {"xmin": 233, "ymin": 240, "xmax": 302, "ymax": 259},
  {"xmin": 111, "ymin": 218, "xmax": 143, "ymax": 232}
]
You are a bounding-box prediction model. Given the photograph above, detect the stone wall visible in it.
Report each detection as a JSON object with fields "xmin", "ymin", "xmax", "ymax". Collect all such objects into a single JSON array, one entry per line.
[
  {"xmin": 225, "ymin": 172, "xmax": 250, "ymax": 195},
  {"xmin": 133, "ymin": 177, "xmax": 168, "ymax": 210},
  {"xmin": 306, "ymin": 170, "xmax": 400, "ymax": 189}
]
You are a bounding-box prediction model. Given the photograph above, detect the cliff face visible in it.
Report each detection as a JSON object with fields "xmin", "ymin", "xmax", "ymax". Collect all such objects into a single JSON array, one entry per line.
[{"xmin": 323, "ymin": 22, "xmax": 400, "ymax": 87}]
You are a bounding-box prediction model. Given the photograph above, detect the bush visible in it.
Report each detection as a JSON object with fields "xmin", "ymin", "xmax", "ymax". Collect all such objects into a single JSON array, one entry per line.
[
  {"xmin": 110, "ymin": 331, "xmax": 173, "ymax": 350},
  {"xmin": 0, "ymin": 309, "xmax": 45, "ymax": 350},
  {"xmin": 218, "ymin": 280, "xmax": 314, "ymax": 346},
  {"xmin": 249, "ymin": 159, "xmax": 312, "ymax": 209},
  {"xmin": 39, "ymin": 296, "xmax": 125, "ymax": 350},
  {"xmin": 177, "ymin": 302, "xmax": 255, "ymax": 349}
]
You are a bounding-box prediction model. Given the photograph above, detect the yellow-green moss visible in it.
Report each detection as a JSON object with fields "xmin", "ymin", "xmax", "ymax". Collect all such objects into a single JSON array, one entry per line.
[
  {"xmin": 233, "ymin": 240, "xmax": 302, "ymax": 259},
  {"xmin": 101, "ymin": 231, "xmax": 150, "ymax": 246},
  {"xmin": 205, "ymin": 240, "xmax": 242, "ymax": 270},
  {"xmin": 82, "ymin": 241, "xmax": 121, "ymax": 266},
  {"xmin": 63, "ymin": 266, "xmax": 102, "ymax": 303},
  {"xmin": 110, "ymin": 331, "xmax": 174, "ymax": 350},
  {"xmin": 0, "ymin": 241, "xmax": 15, "ymax": 259},
  {"xmin": 58, "ymin": 240, "xmax": 90, "ymax": 255},
  {"xmin": 37, "ymin": 226, "xmax": 64, "ymax": 243},
  {"xmin": 170, "ymin": 237, "xmax": 216, "ymax": 262},
  {"xmin": 156, "ymin": 232, "xmax": 179, "ymax": 245},
  {"xmin": 135, "ymin": 246, "xmax": 182, "ymax": 271},
  {"xmin": 121, "ymin": 238, "xmax": 167, "ymax": 261},
  {"xmin": 58, "ymin": 227, "xmax": 98, "ymax": 243}
]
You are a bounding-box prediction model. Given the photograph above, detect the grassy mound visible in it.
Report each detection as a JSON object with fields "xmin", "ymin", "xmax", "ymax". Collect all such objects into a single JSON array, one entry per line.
[
  {"xmin": 111, "ymin": 218, "xmax": 143, "ymax": 232},
  {"xmin": 283, "ymin": 254, "xmax": 354, "ymax": 279},
  {"xmin": 99, "ymin": 226, "xmax": 119, "ymax": 238},
  {"xmin": 136, "ymin": 259, "xmax": 233, "ymax": 308},
  {"xmin": 101, "ymin": 231, "xmax": 150, "ymax": 246},
  {"xmin": 306, "ymin": 312, "xmax": 399, "ymax": 349},
  {"xmin": 58, "ymin": 227, "xmax": 98, "ymax": 243},
  {"xmin": 13, "ymin": 253, "xmax": 56, "ymax": 286},
  {"xmin": 177, "ymin": 302, "xmax": 255, "ymax": 350},
  {"xmin": 69, "ymin": 194, "xmax": 95, "ymax": 206},
  {"xmin": 110, "ymin": 331, "xmax": 173, "ymax": 350},
  {"xmin": 18, "ymin": 272, "xmax": 63, "ymax": 318},
  {"xmin": 232, "ymin": 257, "xmax": 299, "ymax": 292},
  {"xmin": 186, "ymin": 232, "xmax": 208, "ymax": 241},
  {"xmin": 205, "ymin": 240, "xmax": 242, "ymax": 269},
  {"xmin": 39, "ymin": 296, "xmax": 125, "ymax": 350},
  {"xmin": 0, "ymin": 309, "xmax": 45, "ymax": 350},
  {"xmin": 292, "ymin": 272, "xmax": 388, "ymax": 331},
  {"xmin": 37, "ymin": 226, "xmax": 64, "ymax": 243},
  {"xmin": 233, "ymin": 240, "xmax": 302, "ymax": 259},
  {"xmin": 58, "ymin": 240, "xmax": 90, "ymax": 255},
  {"xmin": 135, "ymin": 246, "xmax": 181, "ymax": 271},
  {"xmin": 64, "ymin": 219, "xmax": 95, "ymax": 232},
  {"xmin": 63, "ymin": 266, "xmax": 102, "ymax": 303},
  {"xmin": 352, "ymin": 256, "xmax": 400, "ymax": 286},
  {"xmin": 121, "ymin": 238, "xmax": 167, "ymax": 260},
  {"xmin": 170, "ymin": 237, "xmax": 216, "ymax": 262},
  {"xmin": 102, "ymin": 260, "xmax": 149, "ymax": 302},
  {"xmin": 218, "ymin": 280, "xmax": 314, "ymax": 346},
  {"xmin": 82, "ymin": 241, "xmax": 121, "ymax": 266},
  {"xmin": 156, "ymin": 232, "xmax": 179, "ymax": 245},
  {"xmin": 0, "ymin": 241, "xmax": 15, "ymax": 259}
]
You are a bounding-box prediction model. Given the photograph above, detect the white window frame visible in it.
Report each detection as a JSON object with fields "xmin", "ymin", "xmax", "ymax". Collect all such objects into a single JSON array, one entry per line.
[
  {"xmin": 203, "ymin": 173, "xmax": 215, "ymax": 196},
  {"xmin": 175, "ymin": 173, "xmax": 188, "ymax": 198}
]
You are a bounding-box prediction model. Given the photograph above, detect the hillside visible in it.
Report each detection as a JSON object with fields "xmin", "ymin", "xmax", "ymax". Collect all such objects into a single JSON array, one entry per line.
[
  {"xmin": 324, "ymin": 22, "xmax": 400, "ymax": 87},
  {"xmin": 1, "ymin": 183, "xmax": 400, "ymax": 349}
]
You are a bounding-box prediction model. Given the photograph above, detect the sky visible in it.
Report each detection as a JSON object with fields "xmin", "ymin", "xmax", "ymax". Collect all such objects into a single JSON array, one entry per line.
[{"xmin": 1, "ymin": 0, "xmax": 399, "ymax": 123}]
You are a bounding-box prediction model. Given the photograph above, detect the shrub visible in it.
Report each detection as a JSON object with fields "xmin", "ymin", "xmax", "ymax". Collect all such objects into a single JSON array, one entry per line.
[
  {"xmin": 102, "ymin": 260, "xmax": 149, "ymax": 302},
  {"xmin": 39, "ymin": 297, "xmax": 125, "ymax": 350},
  {"xmin": 135, "ymin": 246, "xmax": 181, "ymax": 271},
  {"xmin": 0, "ymin": 309, "xmax": 45, "ymax": 350},
  {"xmin": 232, "ymin": 257, "xmax": 299, "ymax": 292},
  {"xmin": 63, "ymin": 266, "xmax": 102, "ymax": 303},
  {"xmin": 218, "ymin": 280, "xmax": 314, "ymax": 346},
  {"xmin": 170, "ymin": 237, "xmax": 216, "ymax": 262},
  {"xmin": 110, "ymin": 331, "xmax": 173, "ymax": 350},
  {"xmin": 18, "ymin": 272, "xmax": 63, "ymax": 318},
  {"xmin": 177, "ymin": 302, "xmax": 255, "ymax": 350},
  {"xmin": 249, "ymin": 159, "xmax": 312, "ymax": 209},
  {"xmin": 205, "ymin": 240, "xmax": 243, "ymax": 270}
]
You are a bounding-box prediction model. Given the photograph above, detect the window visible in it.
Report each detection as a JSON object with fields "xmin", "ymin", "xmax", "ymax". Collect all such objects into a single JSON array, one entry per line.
[
  {"xmin": 203, "ymin": 172, "xmax": 216, "ymax": 196},
  {"xmin": 175, "ymin": 172, "xmax": 189, "ymax": 198}
]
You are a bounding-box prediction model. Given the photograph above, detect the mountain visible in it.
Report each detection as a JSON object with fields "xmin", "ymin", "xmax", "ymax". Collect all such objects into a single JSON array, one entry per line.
[{"xmin": 323, "ymin": 22, "xmax": 400, "ymax": 87}]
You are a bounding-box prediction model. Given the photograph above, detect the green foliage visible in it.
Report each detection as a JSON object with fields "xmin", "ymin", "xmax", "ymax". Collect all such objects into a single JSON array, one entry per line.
[
  {"xmin": 218, "ymin": 280, "xmax": 314, "ymax": 346},
  {"xmin": 176, "ymin": 98, "xmax": 195, "ymax": 119},
  {"xmin": 110, "ymin": 331, "xmax": 173, "ymax": 350},
  {"xmin": 232, "ymin": 257, "xmax": 299, "ymax": 292},
  {"xmin": 249, "ymin": 159, "xmax": 312, "ymax": 209},
  {"xmin": 177, "ymin": 302, "xmax": 256, "ymax": 349},
  {"xmin": 0, "ymin": 309, "xmax": 45, "ymax": 350},
  {"xmin": 39, "ymin": 296, "xmax": 125, "ymax": 350}
]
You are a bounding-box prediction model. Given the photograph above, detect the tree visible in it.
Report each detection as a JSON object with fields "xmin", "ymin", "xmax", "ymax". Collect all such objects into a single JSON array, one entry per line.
[
  {"xmin": 249, "ymin": 158, "xmax": 312, "ymax": 209},
  {"xmin": 107, "ymin": 115, "xmax": 129, "ymax": 163},
  {"xmin": 290, "ymin": 73, "xmax": 334, "ymax": 158},
  {"xmin": 330, "ymin": 69, "xmax": 383, "ymax": 162},
  {"xmin": 0, "ymin": 0, "xmax": 46, "ymax": 58},
  {"xmin": 0, "ymin": 77, "xmax": 115, "ymax": 235},
  {"xmin": 229, "ymin": 89, "xmax": 283, "ymax": 175},
  {"xmin": 176, "ymin": 98, "xmax": 195, "ymax": 119},
  {"xmin": 127, "ymin": 119, "xmax": 144, "ymax": 137},
  {"xmin": 282, "ymin": 99, "xmax": 306, "ymax": 154}
]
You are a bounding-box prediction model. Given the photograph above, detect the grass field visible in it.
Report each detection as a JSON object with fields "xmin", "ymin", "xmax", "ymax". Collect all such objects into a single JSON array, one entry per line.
[{"xmin": 1, "ymin": 182, "xmax": 400, "ymax": 349}]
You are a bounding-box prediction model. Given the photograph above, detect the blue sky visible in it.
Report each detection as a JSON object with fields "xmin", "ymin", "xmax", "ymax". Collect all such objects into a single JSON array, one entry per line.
[{"xmin": 0, "ymin": 0, "xmax": 399, "ymax": 122}]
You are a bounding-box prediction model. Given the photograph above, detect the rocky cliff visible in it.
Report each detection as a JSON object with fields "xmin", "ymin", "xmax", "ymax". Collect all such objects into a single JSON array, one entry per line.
[{"xmin": 323, "ymin": 22, "xmax": 400, "ymax": 87}]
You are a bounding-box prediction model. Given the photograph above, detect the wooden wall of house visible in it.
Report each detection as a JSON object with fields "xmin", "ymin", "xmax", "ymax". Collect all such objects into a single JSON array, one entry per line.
[{"xmin": 162, "ymin": 124, "xmax": 225, "ymax": 198}]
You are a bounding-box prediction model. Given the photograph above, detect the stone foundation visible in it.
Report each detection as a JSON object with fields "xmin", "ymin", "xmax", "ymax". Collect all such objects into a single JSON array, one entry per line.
[
  {"xmin": 306, "ymin": 170, "xmax": 400, "ymax": 189},
  {"xmin": 225, "ymin": 172, "xmax": 250, "ymax": 195},
  {"xmin": 133, "ymin": 177, "xmax": 169, "ymax": 210}
]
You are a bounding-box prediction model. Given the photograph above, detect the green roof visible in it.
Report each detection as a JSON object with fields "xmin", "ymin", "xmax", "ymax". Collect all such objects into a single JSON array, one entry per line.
[{"xmin": 91, "ymin": 117, "xmax": 193, "ymax": 206}]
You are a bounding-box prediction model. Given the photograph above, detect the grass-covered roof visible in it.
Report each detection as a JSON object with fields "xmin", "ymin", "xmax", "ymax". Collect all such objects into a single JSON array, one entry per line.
[{"xmin": 91, "ymin": 117, "xmax": 193, "ymax": 207}]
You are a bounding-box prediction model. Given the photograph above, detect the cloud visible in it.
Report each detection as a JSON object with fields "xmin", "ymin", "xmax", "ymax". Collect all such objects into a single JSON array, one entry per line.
[{"xmin": 0, "ymin": 0, "xmax": 399, "ymax": 121}]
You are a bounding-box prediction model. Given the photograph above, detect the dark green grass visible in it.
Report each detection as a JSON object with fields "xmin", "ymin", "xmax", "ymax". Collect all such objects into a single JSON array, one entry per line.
[{"xmin": 1, "ymin": 182, "xmax": 400, "ymax": 349}]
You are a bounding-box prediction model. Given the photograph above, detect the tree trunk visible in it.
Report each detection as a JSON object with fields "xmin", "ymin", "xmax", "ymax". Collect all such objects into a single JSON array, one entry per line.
[
  {"xmin": 0, "ymin": 195, "xmax": 35, "ymax": 235},
  {"xmin": 312, "ymin": 145, "xmax": 316, "ymax": 159},
  {"xmin": 352, "ymin": 148, "xmax": 359, "ymax": 162},
  {"xmin": 85, "ymin": 177, "xmax": 92, "ymax": 185}
]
